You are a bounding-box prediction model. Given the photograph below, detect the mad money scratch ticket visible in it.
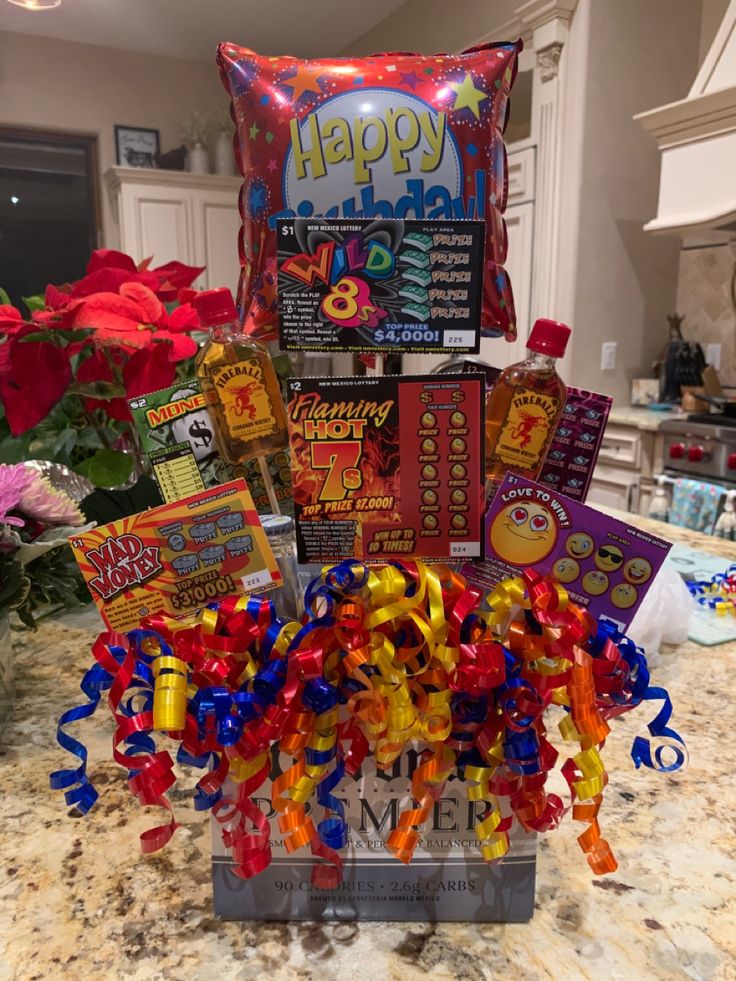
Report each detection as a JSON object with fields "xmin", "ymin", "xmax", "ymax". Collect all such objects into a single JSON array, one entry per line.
[
  {"xmin": 462, "ymin": 474, "xmax": 671, "ymax": 630},
  {"xmin": 286, "ymin": 374, "xmax": 484, "ymax": 563},
  {"xmin": 70, "ymin": 480, "xmax": 279, "ymax": 632}
]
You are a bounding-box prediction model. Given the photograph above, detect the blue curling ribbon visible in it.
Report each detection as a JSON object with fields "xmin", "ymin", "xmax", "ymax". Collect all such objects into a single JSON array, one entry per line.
[
  {"xmin": 630, "ymin": 686, "xmax": 688, "ymax": 772},
  {"xmin": 592, "ymin": 619, "xmax": 686, "ymax": 772},
  {"xmin": 504, "ymin": 728, "xmax": 541, "ymax": 775},
  {"xmin": 316, "ymin": 755, "xmax": 348, "ymax": 850},
  {"xmin": 49, "ymin": 661, "xmax": 113, "ymax": 813}
]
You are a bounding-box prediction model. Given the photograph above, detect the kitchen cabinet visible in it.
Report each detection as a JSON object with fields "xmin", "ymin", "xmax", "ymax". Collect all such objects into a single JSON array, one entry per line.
[
  {"xmin": 104, "ymin": 167, "xmax": 241, "ymax": 293},
  {"xmin": 588, "ymin": 418, "xmax": 665, "ymax": 515}
]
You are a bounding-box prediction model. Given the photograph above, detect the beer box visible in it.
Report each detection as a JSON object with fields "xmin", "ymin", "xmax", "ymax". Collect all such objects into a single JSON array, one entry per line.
[{"xmin": 212, "ymin": 749, "xmax": 536, "ymax": 922}]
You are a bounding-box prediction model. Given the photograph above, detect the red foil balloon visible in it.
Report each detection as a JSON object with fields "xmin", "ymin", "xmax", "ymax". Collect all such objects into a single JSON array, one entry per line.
[{"xmin": 217, "ymin": 41, "xmax": 522, "ymax": 343}]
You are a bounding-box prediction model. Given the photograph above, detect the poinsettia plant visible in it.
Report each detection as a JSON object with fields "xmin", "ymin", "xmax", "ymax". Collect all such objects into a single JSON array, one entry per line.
[{"xmin": 0, "ymin": 249, "xmax": 205, "ymax": 487}]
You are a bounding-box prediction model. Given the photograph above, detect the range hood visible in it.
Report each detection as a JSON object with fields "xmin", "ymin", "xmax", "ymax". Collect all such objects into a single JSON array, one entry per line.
[{"xmin": 636, "ymin": 0, "xmax": 736, "ymax": 242}]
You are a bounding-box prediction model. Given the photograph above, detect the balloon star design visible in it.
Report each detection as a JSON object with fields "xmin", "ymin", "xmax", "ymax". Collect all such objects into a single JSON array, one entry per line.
[
  {"xmin": 283, "ymin": 63, "xmax": 324, "ymax": 101},
  {"xmin": 399, "ymin": 70, "xmax": 421, "ymax": 89},
  {"xmin": 448, "ymin": 72, "xmax": 488, "ymax": 119},
  {"xmin": 249, "ymin": 121, "xmax": 260, "ymax": 140}
]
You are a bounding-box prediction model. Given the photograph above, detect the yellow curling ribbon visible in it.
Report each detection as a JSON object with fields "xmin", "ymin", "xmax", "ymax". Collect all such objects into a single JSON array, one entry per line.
[{"xmin": 152, "ymin": 654, "xmax": 188, "ymax": 732}]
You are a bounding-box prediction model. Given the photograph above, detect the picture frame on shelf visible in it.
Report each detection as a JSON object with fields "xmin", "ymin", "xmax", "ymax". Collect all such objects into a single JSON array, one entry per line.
[{"xmin": 114, "ymin": 125, "xmax": 160, "ymax": 168}]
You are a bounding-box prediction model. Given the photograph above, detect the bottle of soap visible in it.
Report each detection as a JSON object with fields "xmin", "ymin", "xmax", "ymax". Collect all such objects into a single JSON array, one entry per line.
[
  {"xmin": 485, "ymin": 318, "xmax": 571, "ymax": 493},
  {"xmin": 193, "ymin": 288, "xmax": 289, "ymax": 466}
]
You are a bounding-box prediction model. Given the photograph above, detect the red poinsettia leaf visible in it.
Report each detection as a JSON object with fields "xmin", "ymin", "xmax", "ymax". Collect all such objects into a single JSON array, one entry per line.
[
  {"xmin": 138, "ymin": 256, "xmax": 154, "ymax": 271},
  {"xmin": 119, "ymin": 282, "xmax": 168, "ymax": 327},
  {"xmin": 152, "ymin": 260, "xmax": 205, "ymax": 300},
  {"xmin": 75, "ymin": 348, "xmax": 131, "ymax": 420},
  {"xmin": 86, "ymin": 249, "xmax": 138, "ymax": 274},
  {"xmin": 123, "ymin": 342, "xmax": 176, "ymax": 399},
  {"xmin": 71, "ymin": 292, "xmax": 153, "ymax": 336},
  {"xmin": 76, "ymin": 348, "xmax": 113, "ymax": 384},
  {"xmin": 70, "ymin": 266, "xmax": 144, "ymax": 299},
  {"xmin": 153, "ymin": 331, "xmax": 198, "ymax": 361},
  {"xmin": 177, "ymin": 287, "xmax": 200, "ymax": 305},
  {"xmin": 0, "ymin": 339, "xmax": 71, "ymax": 435},
  {"xmin": 0, "ymin": 305, "xmax": 25, "ymax": 335},
  {"xmin": 45, "ymin": 283, "xmax": 71, "ymax": 310},
  {"xmin": 167, "ymin": 302, "xmax": 200, "ymax": 333}
]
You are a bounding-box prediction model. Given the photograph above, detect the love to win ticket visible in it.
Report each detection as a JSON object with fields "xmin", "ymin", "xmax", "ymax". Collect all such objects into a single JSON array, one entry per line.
[{"xmin": 70, "ymin": 480, "xmax": 279, "ymax": 632}]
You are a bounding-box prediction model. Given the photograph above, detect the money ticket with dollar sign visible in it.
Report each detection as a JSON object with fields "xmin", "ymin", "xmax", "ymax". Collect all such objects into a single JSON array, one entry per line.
[{"xmin": 128, "ymin": 381, "xmax": 294, "ymax": 514}]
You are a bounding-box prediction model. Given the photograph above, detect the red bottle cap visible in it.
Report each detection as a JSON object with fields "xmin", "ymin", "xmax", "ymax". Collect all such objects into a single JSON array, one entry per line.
[
  {"xmin": 527, "ymin": 318, "xmax": 571, "ymax": 358},
  {"xmin": 193, "ymin": 288, "xmax": 239, "ymax": 327}
]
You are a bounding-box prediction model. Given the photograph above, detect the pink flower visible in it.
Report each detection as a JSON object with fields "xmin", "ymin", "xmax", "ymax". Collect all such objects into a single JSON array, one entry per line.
[
  {"xmin": 18, "ymin": 469, "xmax": 85, "ymax": 526},
  {"xmin": 0, "ymin": 464, "xmax": 31, "ymax": 527}
]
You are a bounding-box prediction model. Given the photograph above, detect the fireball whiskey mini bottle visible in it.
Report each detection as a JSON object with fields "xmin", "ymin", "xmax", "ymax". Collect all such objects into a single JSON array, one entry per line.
[
  {"xmin": 485, "ymin": 318, "xmax": 571, "ymax": 493},
  {"xmin": 193, "ymin": 288, "xmax": 288, "ymax": 466}
]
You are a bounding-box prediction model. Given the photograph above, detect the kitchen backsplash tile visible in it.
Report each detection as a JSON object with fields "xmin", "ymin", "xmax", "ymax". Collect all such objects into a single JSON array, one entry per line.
[{"xmin": 677, "ymin": 245, "xmax": 736, "ymax": 385}]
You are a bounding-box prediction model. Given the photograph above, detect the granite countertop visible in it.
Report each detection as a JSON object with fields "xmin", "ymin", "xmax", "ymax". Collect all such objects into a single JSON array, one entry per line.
[
  {"xmin": 608, "ymin": 406, "xmax": 684, "ymax": 431},
  {"xmin": 1, "ymin": 515, "xmax": 735, "ymax": 980}
]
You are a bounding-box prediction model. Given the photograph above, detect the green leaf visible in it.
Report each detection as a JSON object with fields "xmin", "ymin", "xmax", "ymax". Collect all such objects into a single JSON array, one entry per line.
[
  {"xmin": 0, "ymin": 287, "xmax": 11, "ymax": 306},
  {"xmin": 52, "ymin": 428, "xmax": 77, "ymax": 458},
  {"xmin": 20, "ymin": 328, "xmax": 93, "ymax": 344},
  {"xmin": 68, "ymin": 380, "xmax": 126, "ymax": 399},
  {"xmin": 0, "ymin": 432, "xmax": 31, "ymax": 464},
  {"xmin": 22, "ymin": 295, "xmax": 46, "ymax": 314},
  {"xmin": 75, "ymin": 448, "xmax": 134, "ymax": 488}
]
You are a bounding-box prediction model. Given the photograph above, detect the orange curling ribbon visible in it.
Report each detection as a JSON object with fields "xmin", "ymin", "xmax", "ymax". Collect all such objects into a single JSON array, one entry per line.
[{"xmin": 387, "ymin": 745, "xmax": 455, "ymax": 863}]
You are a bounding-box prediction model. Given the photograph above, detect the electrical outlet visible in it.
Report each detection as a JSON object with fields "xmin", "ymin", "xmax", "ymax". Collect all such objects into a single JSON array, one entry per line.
[
  {"xmin": 706, "ymin": 343, "xmax": 722, "ymax": 370},
  {"xmin": 601, "ymin": 342, "xmax": 617, "ymax": 371}
]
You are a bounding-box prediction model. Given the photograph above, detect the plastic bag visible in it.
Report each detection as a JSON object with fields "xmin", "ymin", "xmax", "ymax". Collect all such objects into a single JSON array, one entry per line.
[{"xmin": 627, "ymin": 565, "xmax": 693, "ymax": 658}]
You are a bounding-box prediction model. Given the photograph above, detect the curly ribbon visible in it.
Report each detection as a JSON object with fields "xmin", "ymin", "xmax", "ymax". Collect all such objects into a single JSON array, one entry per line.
[
  {"xmin": 51, "ymin": 560, "xmax": 686, "ymax": 885},
  {"xmin": 686, "ymin": 563, "xmax": 736, "ymax": 615}
]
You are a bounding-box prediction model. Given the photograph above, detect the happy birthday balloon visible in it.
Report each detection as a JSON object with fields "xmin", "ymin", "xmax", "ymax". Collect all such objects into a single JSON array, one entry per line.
[{"xmin": 217, "ymin": 41, "xmax": 522, "ymax": 343}]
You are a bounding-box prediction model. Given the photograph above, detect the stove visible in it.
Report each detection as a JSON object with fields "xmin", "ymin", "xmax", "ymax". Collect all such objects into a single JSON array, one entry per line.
[{"xmin": 660, "ymin": 414, "xmax": 736, "ymax": 483}]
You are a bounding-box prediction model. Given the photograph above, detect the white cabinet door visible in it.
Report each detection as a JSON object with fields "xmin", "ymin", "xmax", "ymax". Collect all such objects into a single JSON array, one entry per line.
[
  {"xmin": 119, "ymin": 184, "xmax": 194, "ymax": 268},
  {"xmin": 192, "ymin": 191, "xmax": 241, "ymax": 293},
  {"xmin": 587, "ymin": 466, "xmax": 640, "ymax": 513}
]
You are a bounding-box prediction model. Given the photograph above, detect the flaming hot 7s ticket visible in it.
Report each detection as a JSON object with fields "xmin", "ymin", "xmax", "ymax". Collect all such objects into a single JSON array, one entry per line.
[
  {"xmin": 286, "ymin": 374, "xmax": 485, "ymax": 563},
  {"xmin": 69, "ymin": 480, "xmax": 279, "ymax": 632}
]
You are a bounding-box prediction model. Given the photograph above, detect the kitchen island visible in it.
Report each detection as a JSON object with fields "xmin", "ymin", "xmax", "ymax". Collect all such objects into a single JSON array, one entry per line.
[{"xmin": 1, "ymin": 513, "xmax": 734, "ymax": 981}]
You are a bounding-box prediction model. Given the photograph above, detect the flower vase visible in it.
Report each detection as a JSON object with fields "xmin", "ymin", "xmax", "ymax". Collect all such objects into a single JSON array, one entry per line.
[
  {"xmin": 214, "ymin": 130, "xmax": 236, "ymax": 176},
  {"xmin": 0, "ymin": 615, "xmax": 14, "ymax": 737},
  {"xmin": 188, "ymin": 142, "xmax": 210, "ymax": 175}
]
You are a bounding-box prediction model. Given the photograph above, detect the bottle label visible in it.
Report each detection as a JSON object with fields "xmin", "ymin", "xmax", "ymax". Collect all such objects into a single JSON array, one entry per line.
[
  {"xmin": 492, "ymin": 386, "xmax": 560, "ymax": 469},
  {"xmin": 212, "ymin": 359, "xmax": 278, "ymax": 442}
]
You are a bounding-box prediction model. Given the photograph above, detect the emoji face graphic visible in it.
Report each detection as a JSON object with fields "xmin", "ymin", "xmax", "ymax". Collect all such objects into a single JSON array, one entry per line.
[
  {"xmin": 582, "ymin": 570, "xmax": 609, "ymax": 596},
  {"xmin": 422, "ymin": 489, "xmax": 438, "ymax": 505},
  {"xmin": 489, "ymin": 501, "xmax": 557, "ymax": 565},
  {"xmin": 450, "ymin": 411, "xmax": 466, "ymax": 428},
  {"xmin": 450, "ymin": 437, "xmax": 466, "ymax": 454},
  {"xmin": 423, "ymin": 514, "xmax": 438, "ymax": 530},
  {"xmin": 451, "ymin": 464, "xmax": 466, "ymax": 479},
  {"xmin": 422, "ymin": 464, "xmax": 437, "ymax": 480},
  {"xmin": 565, "ymin": 533, "xmax": 594, "ymax": 560},
  {"xmin": 611, "ymin": 583, "xmax": 638, "ymax": 609},
  {"xmin": 421, "ymin": 438, "xmax": 437, "ymax": 454},
  {"xmin": 623, "ymin": 557, "xmax": 652, "ymax": 585},
  {"xmin": 595, "ymin": 544, "xmax": 624, "ymax": 572},
  {"xmin": 552, "ymin": 557, "xmax": 580, "ymax": 583},
  {"xmin": 450, "ymin": 489, "xmax": 466, "ymax": 506},
  {"xmin": 451, "ymin": 514, "xmax": 467, "ymax": 530},
  {"xmin": 420, "ymin": 412, "xmax": 436, "ymax": 429}
]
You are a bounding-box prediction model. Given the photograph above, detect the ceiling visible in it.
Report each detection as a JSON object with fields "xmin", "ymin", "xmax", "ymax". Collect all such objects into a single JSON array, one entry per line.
[{"xmin": 0, "ymin": 0, "xmax": 409, "ymax": 60}]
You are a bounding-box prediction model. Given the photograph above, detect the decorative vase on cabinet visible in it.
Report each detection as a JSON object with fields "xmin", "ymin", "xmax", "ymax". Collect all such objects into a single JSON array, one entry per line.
[
  {"xmin": 214, "ymin": 131, "xmax": 236, "ymax": 176},
  {"xmin": 188, "ymin": 142, "xmax": 210, "ymax": 175}
]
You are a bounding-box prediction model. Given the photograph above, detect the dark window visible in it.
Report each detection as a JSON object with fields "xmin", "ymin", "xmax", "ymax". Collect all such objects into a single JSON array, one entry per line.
[{"xmin": 0, "ymin": 128, "xmax": 99, "ymax": 307}]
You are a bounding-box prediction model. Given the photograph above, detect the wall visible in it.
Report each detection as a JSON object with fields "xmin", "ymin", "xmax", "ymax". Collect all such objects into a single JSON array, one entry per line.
[
  {"xmin": 677, "ymin": 245, "xmax": 736, "ymax": 385},
  {"xmin": 0, "ymin": 31, "xmax": 226, "ymax": 245},
  {"xmin": 567, "ymin": 0, "xmax": 701, "ymax": 403},
  {"xmin": 340, "ymin": 0, "xmax": 520, "ymax": 55},
  {"xmin": 670, "ymin": 2, "xmax": 735, "ymax": 388}
]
